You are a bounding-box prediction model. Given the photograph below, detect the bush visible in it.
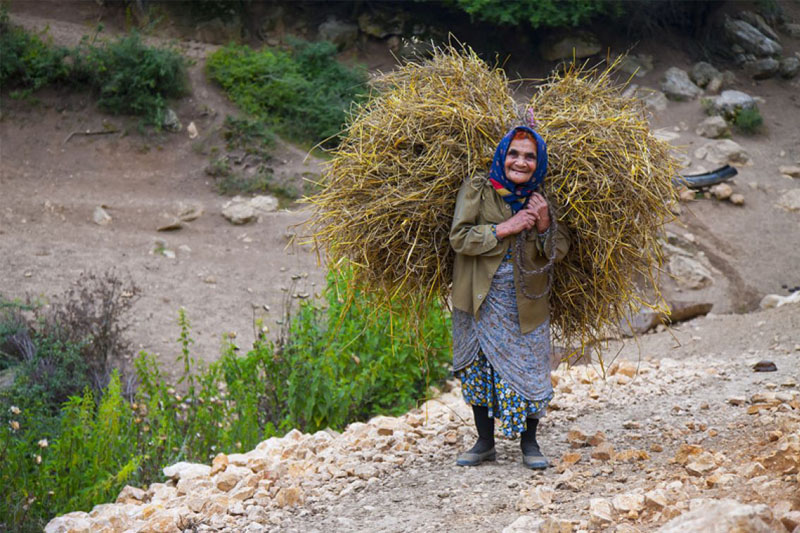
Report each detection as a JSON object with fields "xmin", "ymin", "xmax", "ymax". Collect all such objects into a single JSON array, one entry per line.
[
  {"xmin": 206, "ymin": 39, "xmax": 367, "ymax": 146},
  {"xmin": 0, "ymin": 7, "xmax": 69, "ymax": 94},
  {"xmin": 448, "ymin": 0, "xmax": 622, "ymax": 28},
  {"xmin": 0, "ymin": 267, "xmax": 451, "ymax": 531},
  {"xmin": 733, "ymin": 106, "xmax": 763, "ymax": 134},
  {"xmin": 74, "ymin": 32, "xmax": 189, "ymax": 124}
]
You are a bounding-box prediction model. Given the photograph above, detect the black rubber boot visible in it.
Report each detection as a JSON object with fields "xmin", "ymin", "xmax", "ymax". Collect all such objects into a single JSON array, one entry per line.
[
  {"xmin": 521, "ymin": 418, "xmax": 548, "ymax": 469},
  {"xmin": 456, "ymin": 405, "xmax": 496, "ymax": 466}
]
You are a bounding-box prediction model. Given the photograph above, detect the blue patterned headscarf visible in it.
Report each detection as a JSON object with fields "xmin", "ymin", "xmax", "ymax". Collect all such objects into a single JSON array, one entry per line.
[{"xmin": 487, "ymin": 126, "xmax": 548, "ymax": 213}]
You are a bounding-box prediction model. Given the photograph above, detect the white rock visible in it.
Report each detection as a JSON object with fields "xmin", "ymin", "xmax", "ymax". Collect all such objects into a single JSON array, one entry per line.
[
  {"xmin": 779, "ymin": 165, "xmax": 800, "ymax": 179},
  {"xmin": 661, "ymin": 67, "xmax": 703, "ymax": 100},
  {"xmin": 187, "ymin": 121, "xmax": 198, "ymax": 139},
  {"xmin": 695, "ymin": 116, "xmax": 729, "ymax": 138},
  {"xmin": 222, "ymin": 200, "xmax": 256, "ymax": 225},
  {"xmin": 249, "ymin": 195, "xmax": 278, "ymax": 213},
  {"xmin": 760, "ymin": 291, "xmax": 800, "ymax": 310},
  {"xmin": 590, "ymin": 498, "xmax": 614, "ymax": 525},
  {"xmin": 518, "ymin": 485, "xmax": 555, "ymax": 511},
  {"xmin": 777, "ymin": 189, "xmax": 800, "ymax": 211},
  {"xmin": 657, "ymin": 498, "xmax": 776, "ymax": 533},
  {"xmin": 612, "ymin": 493, "xmax": 645, "ymax": 513},
  {"xmin": 502, "ymin": 515, "xmax": 545, "ymax": 533},
  {"xmin": 162, "ymin": 461, "xmax": 211, "ymax": 480},
  {"xmin": 694, "ymin": 139, "xmax": 750, "ymax": 166},
  {"xmin": 93, "ymin": 206, "xmax": 112, "ymax": 226},
  {"xmin": 668, "ymin": 255, "xmax": 713, "ymax": 290}
]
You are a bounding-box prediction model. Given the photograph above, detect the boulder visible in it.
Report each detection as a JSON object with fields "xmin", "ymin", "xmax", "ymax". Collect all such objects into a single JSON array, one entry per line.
[
  {"xmin": 661, "ymin": 67, "xmax": 702, "ymax": 101},
  {"xmin": 668, "ymin": 255, "xmax": 713, "ymax": 290},
  {"xmin": 730, "ymin": 193, "xmax": 745, "ymax": 205},
  {"xmin": 618, "ymin": 54, "xmax": 653, "ymax": 78},
  {"xmin": 694, "ymin": 139, "xmax": 750, "ymax": 166},
  {"xmin": 517, "ymin": 485, "xmax": 555, "ymax": 511},
  {"xmin": 657, "ymin": 499, "xmax": 778, "ymax": 533},
  {"xmin": 695, "ymin": 116, "xmax": 729, "ymax": 138},
  {"xmin": 162, "ymin": 108, "xmax": 181, "ymax": 133},
  {"xmin": 636, "ymin": 88, "xmax": 668, "ymax": 112},
  {"xmin": 222, "ymin": 201, "xmax": 256, "ymax": 225},
  {"xmin": 357, "ymin": 11, "xmax": 404, "ymax": 39},
  {"xmin": 667, "ymin": 301, "xmax": 713, "ymax": 323},
  {"xmin": 723, "ymin": 16, "xmax": 782, "ymax": 57},
  {"xmin": 318, "ymin": 18, "xmax": 359, "ymax": 50},
  {"xmin": 739, "ymin": 10, "xmax": 781, "ymax": 41},
  {"xmin": 777, "ymin": 189, "xmax": 800, "ymax": 211},
  {"xmin": 705, "ymin": 90, "xmax": 756, "ymax": 119},
  {"xmin": 539, "ymin": 31, "xmax": 601, "ymax": 61},
  {"xmin": 745, "ymin": 57, "xmax": 780, "ymax": 79},
  {"xmin": 779, "ymin": 56, "xmax": 800, "ymax": 79},
  {"xmin": 612, "ymin": 493, "xmax": 645, "ymax": 513},
  {"xmin": 782, "ymin": 22, "xmax": 800, "ymax": 39},
  {"xmin": 760, "ymin": 291, "xmax": 800, "ymax": 310},
  {"xmin": 690, "ymin": 61, "xmax": 722, "ymax": 88}
]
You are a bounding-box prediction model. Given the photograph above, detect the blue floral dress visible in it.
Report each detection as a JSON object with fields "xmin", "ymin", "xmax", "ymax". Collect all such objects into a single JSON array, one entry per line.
[{"xmin": 453, "ymin": 261, "xmax": 554, "ymax": 438}]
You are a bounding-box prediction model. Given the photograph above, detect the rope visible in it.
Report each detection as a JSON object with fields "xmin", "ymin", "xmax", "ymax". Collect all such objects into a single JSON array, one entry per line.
[{"xmin": 514, "ymin": 197, "xmax": 557, "ymax": 300}]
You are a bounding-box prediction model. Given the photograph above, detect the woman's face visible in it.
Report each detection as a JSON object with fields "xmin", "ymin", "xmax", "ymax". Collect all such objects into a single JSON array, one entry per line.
[{"xmin": 504, "ymin": 137, "xmax": 537, "ymax": 185}]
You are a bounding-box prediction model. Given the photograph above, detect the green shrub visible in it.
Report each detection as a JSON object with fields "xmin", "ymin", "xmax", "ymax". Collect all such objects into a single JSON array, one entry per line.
[
  {"xmin": 0, "ymin": 7, "xmax": 69, "ymax": 94},
  {"xmin": 206, "ymin": 39, "xmax": 367, "ymax": 146},
  {"xmin": 0, "ymin": 268, "xmax": 451, "ymax": 530},
  {"xmin": 733, "ymin": 106, "xmax": 763, "ymax": 134},
  {"xmin": 448, "ymin": 0, "xmax": 622, "ymax": 28},
  {"xmin": 74, "ymin": 32, "xmax": 188, "ymax": 124}
]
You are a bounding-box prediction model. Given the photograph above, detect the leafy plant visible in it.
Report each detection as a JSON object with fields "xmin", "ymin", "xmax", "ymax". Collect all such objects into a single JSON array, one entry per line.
[
  {"xmin": 447, "ymin": 0, "xmax": 622, "ymax": 28},
  {"xmin": 73, "ymin": 31, "xmax": 188, "ymax": 124},
  {"xmin": 733, "ymin": 106, "xmax": 763, "ymax": 134},
  {"xmin": 0, "ymin": 6, "xmax": 69, "ymax": 94},
  {"xmin": 206, "ymin": 39, "xmax": 367, "ymax": 146}
]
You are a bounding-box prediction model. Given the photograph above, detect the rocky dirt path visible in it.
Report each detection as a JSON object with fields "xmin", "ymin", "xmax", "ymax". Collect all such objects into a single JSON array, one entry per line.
[{"xmin": 46, "ymin": 304, "xmax": 800, "ymax": 533}]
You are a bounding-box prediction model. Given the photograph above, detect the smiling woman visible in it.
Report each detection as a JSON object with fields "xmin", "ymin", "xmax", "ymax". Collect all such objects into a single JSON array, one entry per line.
[{"xmin": 449, "ymin": 125, "xmax": 570, "ymax": 470}]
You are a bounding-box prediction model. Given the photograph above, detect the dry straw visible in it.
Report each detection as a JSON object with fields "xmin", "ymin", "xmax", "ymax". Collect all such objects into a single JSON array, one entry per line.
[{"xmin": 306, "ymin": 46, "xmax": 678, "ymax": 358}]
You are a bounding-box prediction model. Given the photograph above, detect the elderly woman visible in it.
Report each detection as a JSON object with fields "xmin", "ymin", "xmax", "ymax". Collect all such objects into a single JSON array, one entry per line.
[{"xmin": 450, "ymin": 125, "xmax": 570, "ymax": 469}]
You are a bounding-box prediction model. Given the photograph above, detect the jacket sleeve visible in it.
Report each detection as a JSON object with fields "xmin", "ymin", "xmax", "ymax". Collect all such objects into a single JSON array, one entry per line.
[{"xmin": 449, "ymin": 177, "xmax": 502, "ymax": 256}]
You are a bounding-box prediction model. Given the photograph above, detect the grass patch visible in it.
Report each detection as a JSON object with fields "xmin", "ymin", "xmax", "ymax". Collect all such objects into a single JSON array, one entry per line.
[{"xmin": 733, "ymin": 106, "xmax": 763, "ymax": 135}]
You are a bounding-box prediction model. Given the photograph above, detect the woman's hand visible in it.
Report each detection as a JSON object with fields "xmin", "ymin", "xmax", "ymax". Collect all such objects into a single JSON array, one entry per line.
[
  {"xmin": 495, "ymin": 208, "xmax": 537, "ymax": 238},
  {"xmin": 527, "ymin": 193, "xmax": 550, "ymax": 232}
]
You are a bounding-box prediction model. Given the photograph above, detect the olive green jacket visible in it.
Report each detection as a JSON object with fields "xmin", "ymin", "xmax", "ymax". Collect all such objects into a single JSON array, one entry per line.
[{"xmin": 449, "ymin": 174, "xmax": 570, "ymax": 334}]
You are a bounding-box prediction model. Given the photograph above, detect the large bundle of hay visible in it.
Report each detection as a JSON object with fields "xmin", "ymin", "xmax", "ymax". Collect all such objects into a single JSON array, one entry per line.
[
  {"xmin": 307, "ymin": 46, "xmax": 678, "ymax": 354},
  {"xmin": 307, "ymin": 46, "xmax": 516, "ymax": 304},
  {"xmin": 528, "ymin": 61, "xmax": 679, "ymax": 352}
]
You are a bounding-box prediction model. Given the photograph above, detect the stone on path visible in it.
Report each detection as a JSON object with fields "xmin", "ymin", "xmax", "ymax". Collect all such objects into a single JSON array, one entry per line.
[
  {"xmin": 502, "ymin": 515, "xmax": 545, "ymax": 533},
  {"xmin": 696, "ymin": 116, "xmax": 729, "ymax": 138},
  {"xmin": 93, "ymin": 206, "xmax": 111, "ymax": 225},
  {"xmin": 656, "ymin": 498, "xmax": 779, "ymax": 532},
  {"xmin": 661, "ymin": 67, "xmax": 702, "ymax": 100},
  {"xmin": 705, "ymin": 90, "xmax": 757, "ymax": 119},
  {"xmin": 779, "ymin": 166, "xmax": 800, "ymax": 179},
  {"xmin": 723, "ymin": 17, "xmax": 782, "ymax": 57},
  {"xmin": 694, "ymin": 139, "xmax": 750, "ymax": 166},
  {"xmin": 777, "ymin": 189, "xmax": 800, "ymax": 211}
]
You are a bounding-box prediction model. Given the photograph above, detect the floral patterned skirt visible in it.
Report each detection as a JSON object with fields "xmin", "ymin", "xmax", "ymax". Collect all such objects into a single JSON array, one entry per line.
[{"xmin": 457, "ymin": 350, "xmax": 551, "ymax": 438}]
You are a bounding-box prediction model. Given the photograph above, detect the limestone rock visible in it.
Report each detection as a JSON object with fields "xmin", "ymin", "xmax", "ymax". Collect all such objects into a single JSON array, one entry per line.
[
  {"xmin": 777, "ymin": 189, "xmax": 800, "ymax": 211},
  {"xmin": 705, "ymin": 90, "xmax": 757, "ymax": 119},
  {"xmin": 210, "ymin": 453, "xmax": 228, "ymax": 475},
  {"xmin": 177, "ymin": 202, "xmax": 204, "ymax": 222},
  {"xmin": 116, "ymin": 485, "xmax": 147, "ymax": 504},
  {"xmin": 591, "ymin": 441, "xmax": 615, "ymax": 461},
  {"xmin": 44, "ymin": 512, "xmax": 92, "ymax": 533},
  {"xmin": 730, "ymin": 193, "xmax": 745, "ymax": 206},
  {"xmin": 695, "ymin": 116, "xmax": 729, "ymax": 138},
  {"xmin": 691, "ymin": 61, "xmax": 722, "ymax": 88},
  {"xmin": 668, "ymin": 255, "xmax": 713, "ymax": 290},
  {"xmin": 724, "ymin": 16, "xmax": 782, "ymax": 57},
  {"xmin": 694, "ymin": 139, "xmax": 750, "ymax": 166},
  {"xmin": 93, "ymin": 206, "xmax": 111, "ymax": 226},
  {"xmin": 645, "ymin": 489, "xmax": 670, "ymax": 510},
  {"xmin": 502, "ymin": 515, "xmax": 545, "ymax": 533},
  {"xmin": 249, "ymin": 195, "xmax": 279, "ymax": 213},
  {"xmin": 781, "ymin": 511, "xmax": 800, "ymax": 531},
  {"xmin": 780, "ymin": 56, "xmax": 800, "ymax": 79},
  {"xmin": 539, "ymin": 31, "xmax": 601, "ymax": 61},
  {"xmin": 738, "ymin": 11, "xmax": 781, "ymax": 41},
  {"xmin": 275, "ymin": 486, "xmax": 304, "ymax": 507},
  {"xmin": 745, "ymin": 57, "xmax": 780, "ymax": 79},
  {"xmin": 518, "ymin": 485, "xmax": 555, "ymax": 511},
  {"xmin": 222, "ymin": 201, "xmax": 256, "ymax": 225},
  {"xmin": 590, "ymin": 498, "xmax": 614, "ymax": 525},
  {"xmin": 661, "ymin": 67, "xmax": 702, "ymax": 100},
  {"xmin": 674, "ymin": 443, "xmax": 703, "ymax": 465},
  {"xmin": 162, "ymin": 461, "xmax": 211, "ymax": 481},
  {"xmin": 657, "ymin": 499, "xmax": 778, "ymax": 533},
  {"xmin": 612, "ymin": 493, "xmax": 645, "ymax": 513},
  {"xmin": 779, "ymin": 165, "xmax": 800, "ymax": 179},
  {"xmin": 567, "ymin": 427, "xmax": 589, "ymax": 448},
  {"xmin": 636, "ymin": 88, "xmax": 668, "ymax": 112},
  {"xmin": 619, "ymin": 54, "xmax": 654, "ymax": 78},
  {"xmin": 162, "ymin": 108, "xmax": 181, "ymax": 133},
  {"xmin": 783, "ymin": 22, "xmax": 800, "ymax": 39},
  {"xmin": 187, "ymin": 121, "xmax": 198, "ymax": 139},
  {"xmin": 667, "ymin": 301, "xmax": 713, "ymax": 323},
  {"xmin": 710, "ymin": 183, "xmax": 733, "ymax": 201},
  {"xmin": 686, "ymin": 452, "xmax": 718, "ymax": 476}
]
